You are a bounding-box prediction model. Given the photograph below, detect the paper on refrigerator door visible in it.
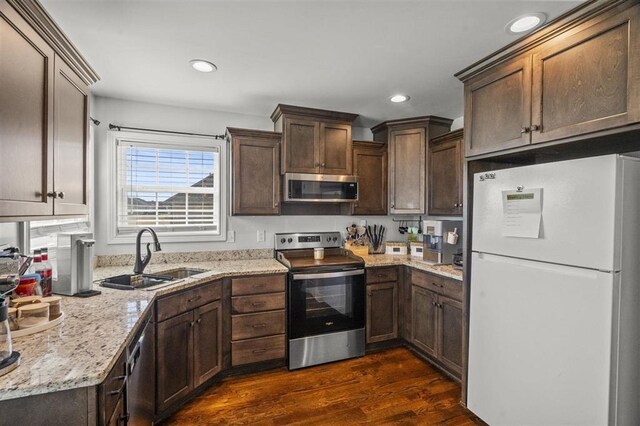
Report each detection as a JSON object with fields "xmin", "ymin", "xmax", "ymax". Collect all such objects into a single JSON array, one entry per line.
[{"xmin": 501, "ymin": 188, "xmax": 542, "ymax": 238}]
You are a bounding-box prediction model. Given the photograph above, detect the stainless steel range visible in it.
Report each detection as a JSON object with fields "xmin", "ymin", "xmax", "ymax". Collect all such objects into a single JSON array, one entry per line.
[{"xmin": 275, "ymin": 232, "xmax": 365, "ymax": 370}]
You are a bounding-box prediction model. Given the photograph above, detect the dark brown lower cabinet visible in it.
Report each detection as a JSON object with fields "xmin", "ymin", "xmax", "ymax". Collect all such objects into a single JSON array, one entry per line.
[
  {"xmin": 366, "ymin": 282, "xmax": 398, "ymax": 343},
  {"xmin": 107, "ymin": 393, "xmax": 126, "ymax": 426},
  {"xmin": 193, "ymin": 302, "xmax": 223, "ymax": 387},
  {"xmin": 410, "ymin": 275, "xmax": 463, "ymax": 378},
  {"xmin": 156, "ymin": 281, "xmax": 223, "ymax": 416},
  {"xmin": 157, "ymin": 310, "xmax": 194, "ymax": 412},
  {"xmin": 438, "ymin": 295, "xmax": 463, "ymax": 375},
  {"xmin": 411, "ymin": 285, "xmax": 438, "ymax": 356}
]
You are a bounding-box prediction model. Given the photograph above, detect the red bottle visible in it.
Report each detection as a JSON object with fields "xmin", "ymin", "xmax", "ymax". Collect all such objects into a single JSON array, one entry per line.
[{"xmin": 40, "ymin": 248, "xmax": 53, "ymax": 297}]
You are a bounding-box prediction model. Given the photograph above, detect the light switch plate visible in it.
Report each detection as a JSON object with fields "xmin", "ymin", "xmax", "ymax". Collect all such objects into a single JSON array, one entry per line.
[
  {"xmin": 257, "ymin": 230, "xmax": 265, "ymax": 242},
  {"xmin": 227, "ymin": 230, "xmax": 235, "ymax": 242}
]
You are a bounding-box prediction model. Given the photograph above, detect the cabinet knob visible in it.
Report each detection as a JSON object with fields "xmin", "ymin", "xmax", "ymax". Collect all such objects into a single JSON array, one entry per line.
[
  {"xmin": 321, "ymin": 163, "xmax": 326, "ymax": 167},
  {"xmin": 520, "ymin": 127, "xmax": 530, "ymax": 134},
  {"xmin": 274, "ymin": 202, "xmax": 279, "ymax": 208},
  {"xmin": 197, "ymin": 319, "xmax": 202, "ymax": 324},
  {"xmin": 57, "ymin": 191, "xmax": 65, "ymax": 199},
  {"xmin": 47, "ymin": 191, "xmax": 58, "ymax": 199},
  {"xmin": 459, "ymin": 202, "xmax": 463, "ymax": 207},
  {"xmin": 454, "ymin": 203, "xmax": 458, "ymax": 207},
  {"xmin": 190, "ymin": 321, "xmax": 194, "ymax": 327},
  {"xmin": 531, "ymin": 124, "xmax": 540, "ymax": 131}
]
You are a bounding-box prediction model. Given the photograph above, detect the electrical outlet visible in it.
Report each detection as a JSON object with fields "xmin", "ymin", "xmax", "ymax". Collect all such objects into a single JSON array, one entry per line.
[
  {"xmin": 257, "ymin": 230, "xmax": 265, "ymax": 242},
  {"xmin": 227, "ymin": 230, "xmax": 235, "ymax": 242},
  {"xmin": 359, "ymin": 219, "xmax": 367, "ymax": 227}
]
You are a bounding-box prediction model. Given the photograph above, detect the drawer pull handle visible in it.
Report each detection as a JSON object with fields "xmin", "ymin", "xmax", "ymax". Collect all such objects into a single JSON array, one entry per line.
[
  {"xmin": 188, "ymin": 295, "xmax": 202, "ymax": 303},
  {"xmin": 252, "ymin": 348, "xmax": 268, "ymax": 354},
  {"xmin": 251, "ymin": 302, "xmax": 266, "ymax": 307},
  {"xmin": 253, "ymin": 284, "xmax": 266, "ymax": 289},
  {"xmin": 252, "ymin": 323, "xmax": 267, "ymax": 328}
]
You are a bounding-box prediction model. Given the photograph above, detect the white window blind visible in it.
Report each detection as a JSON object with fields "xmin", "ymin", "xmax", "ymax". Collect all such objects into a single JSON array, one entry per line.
[{"xmin": 116, "ymin": 141, "xmax": 220, "ymax": 234}]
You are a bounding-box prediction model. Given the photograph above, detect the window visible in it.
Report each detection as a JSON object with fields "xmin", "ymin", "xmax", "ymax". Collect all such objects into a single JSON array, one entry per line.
[{"xmin": 109, "ymin": 131, "xmax": 227, "ymax": 243}]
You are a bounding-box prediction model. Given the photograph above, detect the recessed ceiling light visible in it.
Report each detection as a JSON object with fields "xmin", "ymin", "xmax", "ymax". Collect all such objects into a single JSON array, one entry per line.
[
  {"xmin": 390, "ymin": 94, "xmax": 410, "ymax": 103},
  {"xmin": 506, "ymin": 13, "xmax": 547, "ymax": 34},
  {"xmin": 189, "ymin": 59, "xmax": 217, "ymax": 73}
]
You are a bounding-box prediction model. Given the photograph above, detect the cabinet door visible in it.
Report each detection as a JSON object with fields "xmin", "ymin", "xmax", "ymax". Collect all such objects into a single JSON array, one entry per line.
[
  {"xmin": 428, "ymin": 136, "xmax": 462, "ymax": 216},
  {"xmin": 366, "ymin": 282, "xmax": 398, "ymax": 343},
  {"xmin": 53, "ymin": 56, "xmax": 89, "ymax": 215},
  {"xmin": 0, "ymin": 2, "xmax": 54, "ymax": 217},
  {"xmin": 193, "ymin": 300, "xmax": 222, "ymax": 387},
  {"xmin": 352, "ymin": 143, "xmax": 387, "ymax": 215},
  {"xmin": 464, "ymin": 55, "xmax": 532, "ymax": 157},
  {"xmin": 232, "ymin": 136, "xmax": 280, "ymax": 215},
  {"xmin": 437, "ymin": 295, "xmax": 463, "ymax": 376},
  {"xmin": 156, "ymin": 311, "xmax": 193, "ymax": 413},
  {"xmin": 531, "ymin": 5, "xmax": 640, "ymax": 144},
  {"xmin": 388, "ymin": 128, "xmax": 425, "ymax": 214},
  {"xmin": 283, "ymin": 117, "xmax": 319, "ymax": 173},
  {"xmin": 107, "ymin": 394, "xmax": 126, "ymax": 426},
  {"xmin": 319, "ymin": 122, "xmax": 352, "ymax": 174},
  {"xmin": 411, "ymin": 285, "xmax": 438, "ymax": 356}
]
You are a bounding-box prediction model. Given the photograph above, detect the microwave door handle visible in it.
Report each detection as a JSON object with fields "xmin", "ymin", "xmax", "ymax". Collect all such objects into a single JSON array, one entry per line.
[{"xmin": 293, "ymin": 269, "xmax": 364, "ymax": 280}]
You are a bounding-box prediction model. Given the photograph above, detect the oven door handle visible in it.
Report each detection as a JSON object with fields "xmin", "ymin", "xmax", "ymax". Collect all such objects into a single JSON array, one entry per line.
[{"xmin": 292, "ymin": 269, "xmax": 364, "ymax": 280}]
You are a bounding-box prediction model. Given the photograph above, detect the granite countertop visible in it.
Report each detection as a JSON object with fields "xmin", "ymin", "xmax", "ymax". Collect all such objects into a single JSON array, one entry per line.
[
  {"xmin": 362, "ymin": 254, "xmax": 463, "ymax": 281},
  {"xmin": 0, "ymin": 257, "xmax": 288, "ymax": 401},
  {"xmin": 0, "ymin": 251, "xmax": 461, "ymax": 401}
]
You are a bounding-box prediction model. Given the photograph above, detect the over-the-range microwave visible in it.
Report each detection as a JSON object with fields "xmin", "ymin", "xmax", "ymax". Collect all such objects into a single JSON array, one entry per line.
[{"xmin": 284, "ymin": 173, "xmax": 358, "ymax": 203}]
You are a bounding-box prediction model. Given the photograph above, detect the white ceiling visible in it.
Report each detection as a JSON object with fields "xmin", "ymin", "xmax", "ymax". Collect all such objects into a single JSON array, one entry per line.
[{"xmin": 42, "ymin": 0, "xmax": 582, "ymax": 128}]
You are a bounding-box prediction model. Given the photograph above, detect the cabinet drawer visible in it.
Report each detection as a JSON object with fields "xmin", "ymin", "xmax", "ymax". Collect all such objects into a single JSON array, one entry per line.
[
  {"xmin": 102, "ymin": 349, "xmax": 127, "ymax": 424},
  {"xmin": 231, "ymin": 274, "xmax": 285, "ymax": 296},
  {"xmin": 411, "ymin": 270, "xmax": 462, "ymax": 301},
  {"xmin": 232, "ymin": 310, "xmax": 285, "ymax": 340},
  {"xmin": 157, "ymin": 280, "xmax": 221, "ymax": 322},
  {"xmin": 366, "ymin": 267, "xmax": 398, "ymax": 284},
  {"xmin": 232, "ymin": 292, "xmax": 285, "ymax": 314},
  {"xmin": 232, "ymin": 334, "xmax": 286, "ymax": 366}
]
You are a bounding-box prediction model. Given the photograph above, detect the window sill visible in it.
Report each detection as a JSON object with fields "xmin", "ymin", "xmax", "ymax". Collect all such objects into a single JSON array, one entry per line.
[{"xmin": 108, "ymin": 231, "xmax": 226, "ymax": 245}]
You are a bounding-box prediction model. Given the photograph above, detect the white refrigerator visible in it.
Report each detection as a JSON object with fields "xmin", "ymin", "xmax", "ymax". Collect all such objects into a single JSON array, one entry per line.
[{"xmin": 467, "ymin": 154, "xmax": 640, "ymax": 426}]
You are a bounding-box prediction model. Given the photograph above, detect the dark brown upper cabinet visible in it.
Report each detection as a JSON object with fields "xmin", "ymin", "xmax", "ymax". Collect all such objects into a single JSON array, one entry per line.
[
  {"xmin": 352, "ymin": 141, "xmax": 387, "ymax": 215},
  {"xmin": 463, "ymin": 55, "xmax": 532, "ymax": 157},
  {"xmin": 53, "ymin": 56, "xmax": 90, "ymax": 216},
  {"xmin": 227, "ymin": 128, "xmax": 281, "ymax": 215},
  {"xmin": 428, "ymin": 129, "xmax": 463, "ymax": 216},
  {"xmin": 457, "ymin": 1, "xmax": 640, "ymax": 158},
  {"xmin": 531, "ymin": 4, "xmax": 640, "ymax": 144},
  {"xmin": 372, "ymin": 116, "xmax": 452, "ymax": 215},
  {"xmin": 0, "ymin": 0, "xmax": 98, "ymax": 221},
  {"xmin": 0, "ymin": 1, "xmax": 54, "ymax": 218},
  {"xmin": 271, "ymin": 104, "xmax": 358, "ymax": 175}
]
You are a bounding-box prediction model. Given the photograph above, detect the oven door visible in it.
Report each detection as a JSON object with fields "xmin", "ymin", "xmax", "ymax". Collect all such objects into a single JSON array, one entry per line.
[{"xmin": 288, "ymin": 268, "xmax": 365, "ymax": 339}]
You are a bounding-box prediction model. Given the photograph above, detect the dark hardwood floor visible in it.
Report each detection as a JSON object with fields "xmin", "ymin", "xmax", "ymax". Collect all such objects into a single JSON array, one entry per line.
[{"xmin": 165, "ymin": 347, "xmax": 483, "ymax": 425}]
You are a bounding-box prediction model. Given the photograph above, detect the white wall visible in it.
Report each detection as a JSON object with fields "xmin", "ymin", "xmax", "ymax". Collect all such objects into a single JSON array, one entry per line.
[
  {"xmin": 0, "ymin": 223, "xmax": 18, "ymax": 247},
  {"xmin": 92, "ymin": 96, "xmax": 404, "ymax": 255}
]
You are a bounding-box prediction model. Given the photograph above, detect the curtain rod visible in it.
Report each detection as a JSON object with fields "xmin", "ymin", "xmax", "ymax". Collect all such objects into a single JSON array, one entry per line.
[{"xmin": 108, "ymin": 123, "xmax": 226, "ymax": 140}]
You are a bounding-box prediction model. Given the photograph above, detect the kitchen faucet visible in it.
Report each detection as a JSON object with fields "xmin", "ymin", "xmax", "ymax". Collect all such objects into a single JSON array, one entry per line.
[{"xmin": 134, "ymin": 228, "xmax": 162, "ymax": 274}]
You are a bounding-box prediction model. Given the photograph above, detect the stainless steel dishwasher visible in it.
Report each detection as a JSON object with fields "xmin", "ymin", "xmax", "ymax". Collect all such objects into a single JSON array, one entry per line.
[{"xmin": 127, "ymin": 313, "xmax": 155, "ymax": 425}]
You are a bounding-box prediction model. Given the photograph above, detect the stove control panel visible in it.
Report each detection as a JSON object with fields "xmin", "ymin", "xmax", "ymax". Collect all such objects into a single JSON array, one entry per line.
[{"xmin": 275, "ymin": 232, "xmax": 342, "ymax": 250}]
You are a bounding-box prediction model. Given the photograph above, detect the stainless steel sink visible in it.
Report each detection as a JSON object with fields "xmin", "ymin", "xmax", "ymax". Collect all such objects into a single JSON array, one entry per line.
[
  {"xmin": 99, "ymin": 268, "xmax": 208, "ymax": 290},
  {"xmin": 154, "ymin": 268, "xmax": 207, "ymax": 280}
]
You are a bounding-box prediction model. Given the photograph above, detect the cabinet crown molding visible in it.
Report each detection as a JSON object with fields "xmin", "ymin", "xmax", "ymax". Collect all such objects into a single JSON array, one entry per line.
[
  {"xmin": 7, "ymin": 0, "xmax": 100, "ymax": 85},
  {"xmin": 454, "ymin": 0, "xmax": 632, "ymax": 82},
  {"xmin": 226, "ymin": 127, "xmax": 282, "ymax": 140},
  {"xmin": 370, "ymin": 115, "xmax": 454, "ymax": 134},
  {"xmin": 270, "ymin": 104, "xmax": 358, "ymax": 124},
  {"xmin": 430, "ymin": 128, "xmax": 464, "ymax": 144}
]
